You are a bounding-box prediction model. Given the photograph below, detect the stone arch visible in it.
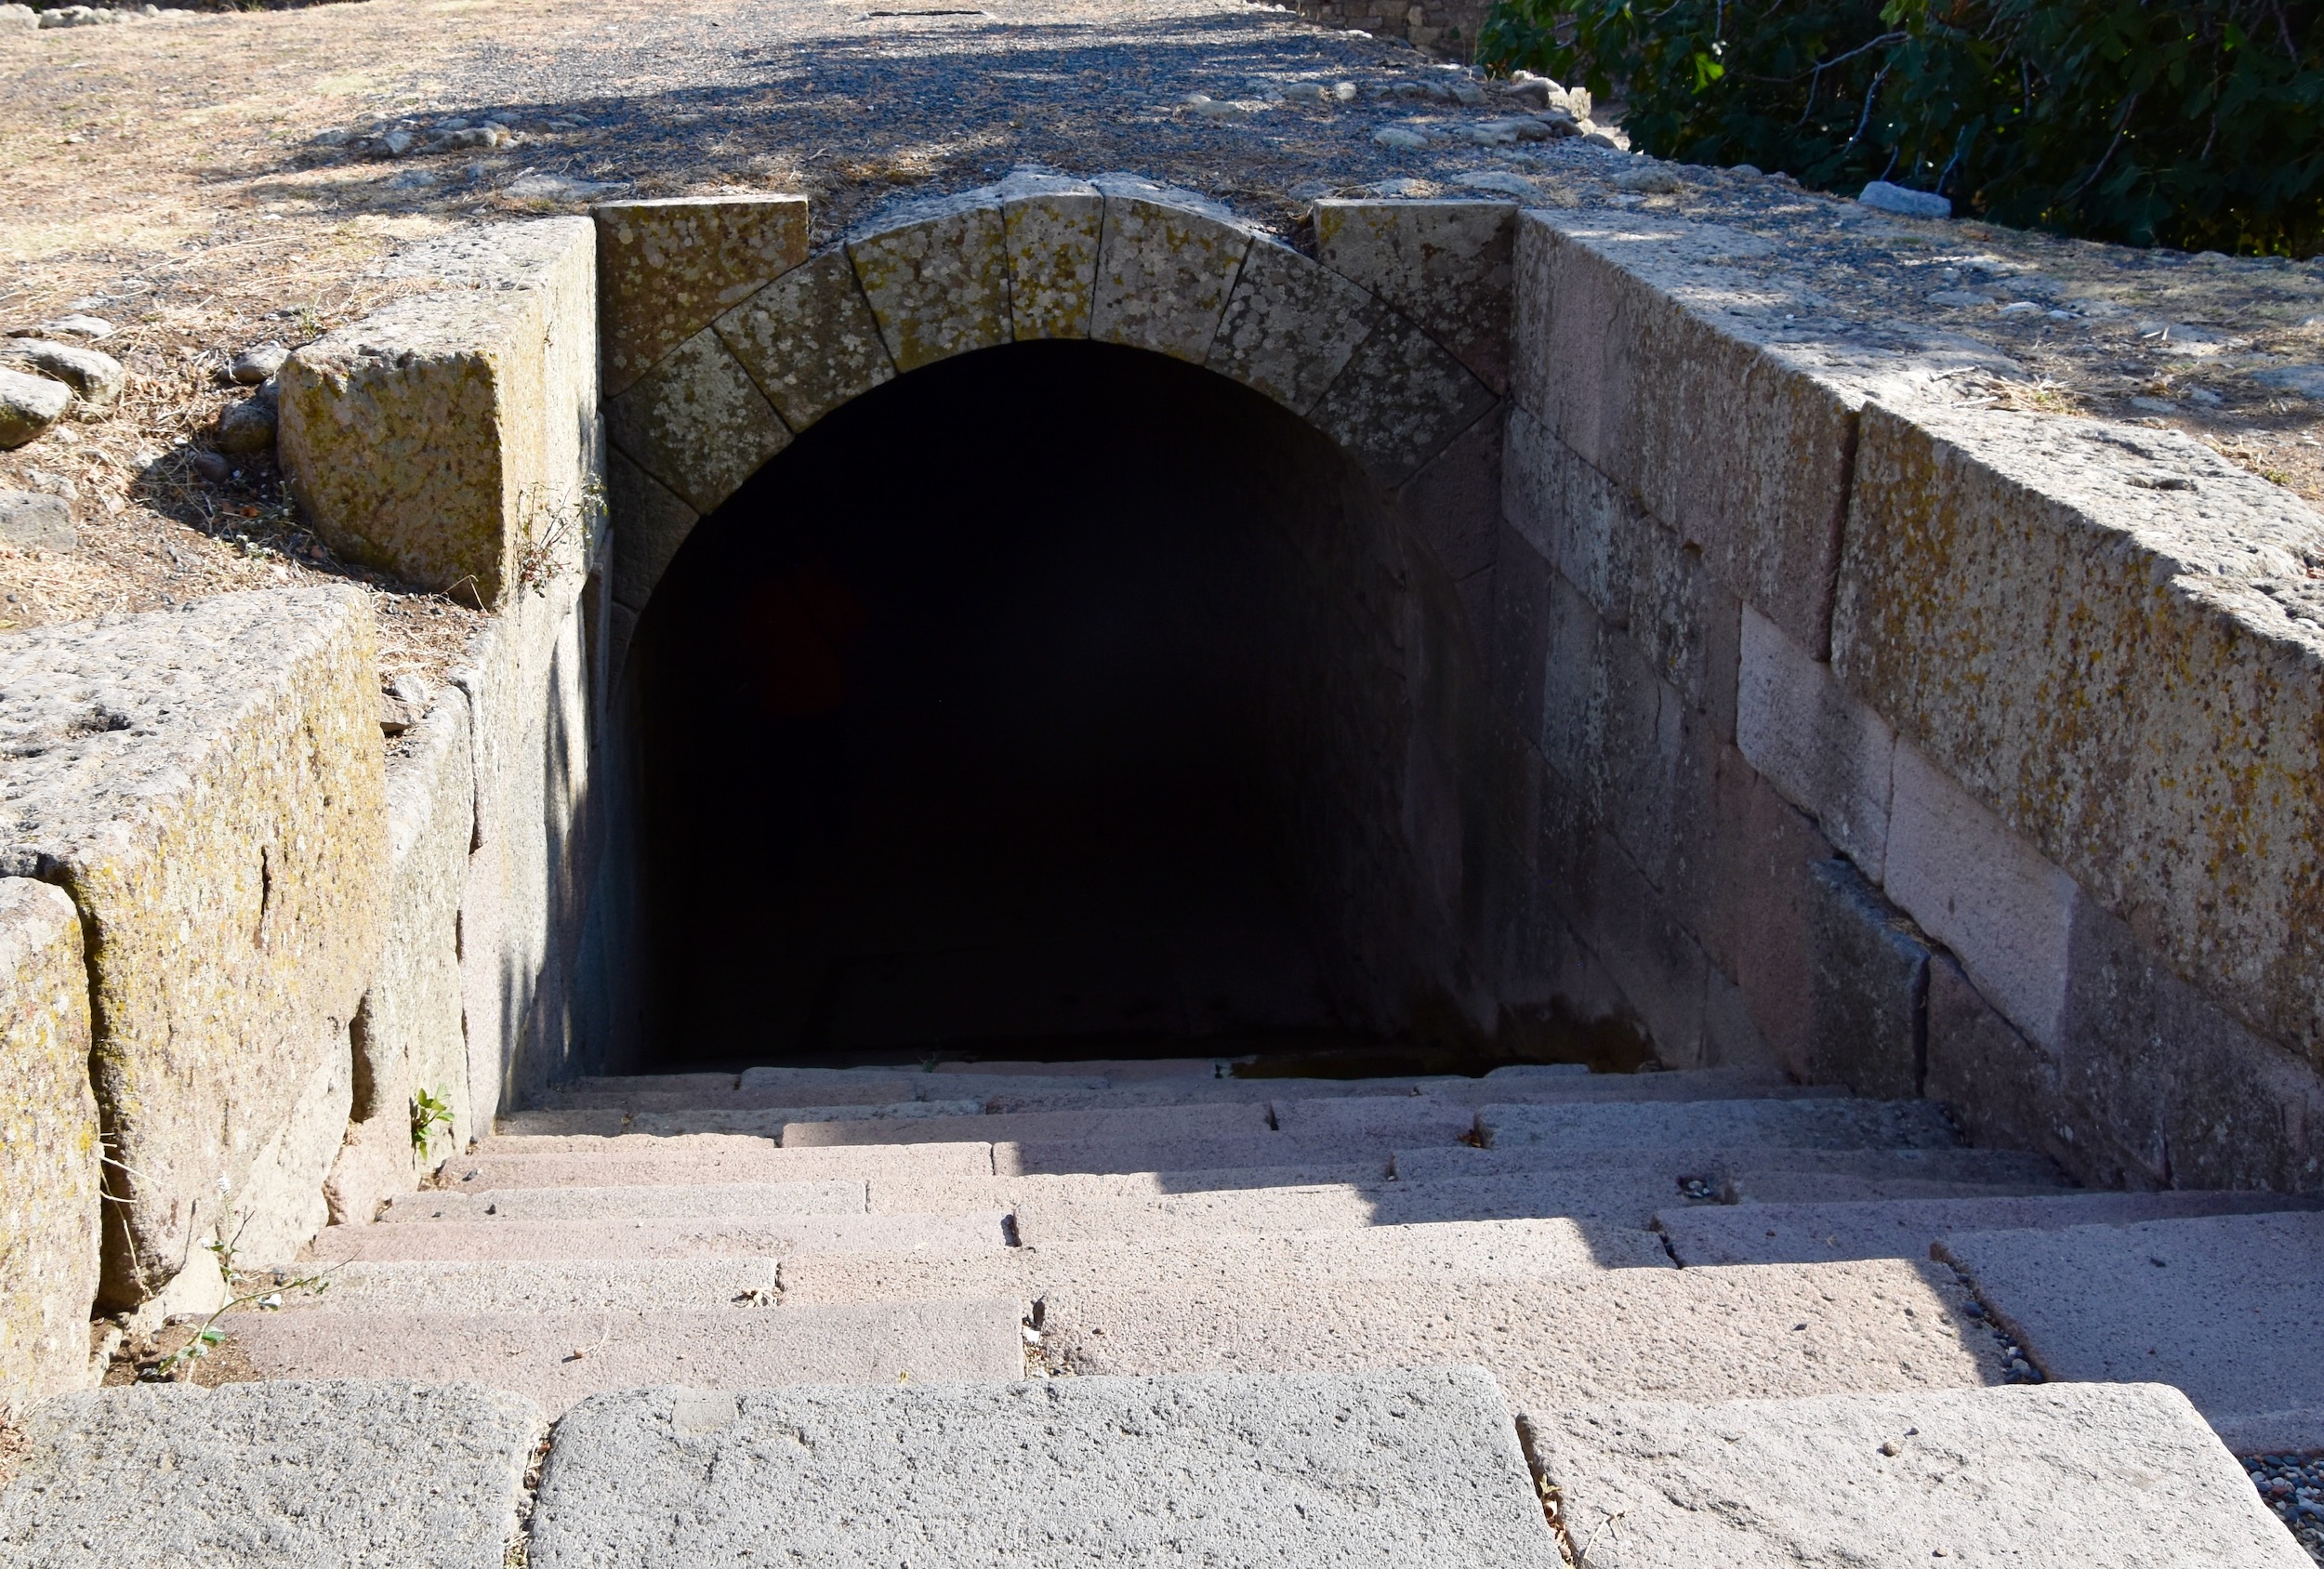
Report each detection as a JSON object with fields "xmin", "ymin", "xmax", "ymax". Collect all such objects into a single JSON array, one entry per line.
[{"xmin": 595, "ymin": 173, "xmax": 1506, "ymax": 627}]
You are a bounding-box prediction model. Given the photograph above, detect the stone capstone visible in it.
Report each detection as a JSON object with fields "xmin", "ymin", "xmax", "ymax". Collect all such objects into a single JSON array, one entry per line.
[
  {"xmin": 593, "ymin": 194, "xmax": 810, "ymax": 397},
  {"xmin": 0, "ymin": 589, "xmax": 387, "ymax": 1308}
]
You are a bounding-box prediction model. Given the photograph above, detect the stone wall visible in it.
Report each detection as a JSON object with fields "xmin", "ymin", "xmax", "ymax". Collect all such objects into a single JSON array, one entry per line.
[{"xmin": 1259, "ymin": 0, "xmax": 1490, "ymax": 59}]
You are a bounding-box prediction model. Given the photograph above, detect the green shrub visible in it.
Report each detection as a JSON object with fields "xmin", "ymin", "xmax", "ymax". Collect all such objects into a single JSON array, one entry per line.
[{"xmin": 1477, "ymin": 0, "xmax": 2324, "ymax": 256}]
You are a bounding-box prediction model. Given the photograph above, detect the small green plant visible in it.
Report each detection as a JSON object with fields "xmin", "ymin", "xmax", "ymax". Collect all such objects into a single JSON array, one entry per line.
[
  {"xmin": 412, "ymin": 1087, "xmax": 456, "ymax": 1155},
  {"xmin": 145, "ymin": 1265, "xmax": 338, "ymax": 1382}
]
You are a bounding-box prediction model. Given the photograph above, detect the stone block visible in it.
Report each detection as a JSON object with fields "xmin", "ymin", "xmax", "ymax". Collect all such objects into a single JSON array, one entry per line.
[
  {"xmin": 1309, "ymin": 312, "xmax": 1498, "ymax": 487},
  {"xmin": 1395, "ymin": 408, "xmax": 1500, "ymax": 591},
  {"xmin": 0, "ymin": 1380, "xmax": 539, "ymax": 1568},
  {"xmin": 604, "ymin": 445, "xmax": 699, "ymax": 612},
  {"xmin": 1885, "ymin": 742, "xmax": 2080, "ymax": 1049},
  {"xmin": 847, "ymin": 191, "xmax": 1012, "ymax": 372},
  {"xmin": 593, "ymin": 194, "xmax": 810, "ymax": 397},
  {"xmin": 1314, "ymin": 199, "xmax": 1516, "ymax": 392},
  {"xmin": 1205, "ymin": 236, "xmax": 1380, "ymax": 415},
  {"xmin": 1736, "ymin": 603, "xmax": 1895, "ymax": 879},
  {"xmin": 997, "ymin": 171, "xmax": 1103, "ymax": 339},
  {"xmin": 0, "ymin": 591, "xmax": 385, "ymax": 1309},
  {"xmin": 601, "ymin": 323, "xmax": 786, "ymax": 516},
  {"xmin": 232, "ymin": 1027, "xmax": 353, "ymax": 1269},
  {"xmin": 278, "ymin": 219, "xmax": 598, "ymax": 607},
  {"xmin": 0, "ymin": 879, "xmax": 98, "ymax": 1417},
  {"xmin": 526, "ymin": 1369, "xmax": 1558, "ymax": 1569},
  {"xmin": 1832, "ymin": 401, "xmax": 2324, "ymax": 1063},
  {"xmin": 1088, "ymin": 174, "xmax": 1253, "ymax": 363},
  {"xmin": 713, "ymin": 248, "xmax": 897, "ymax": 430},
  {"xmin": 1525, "ymin": 1384, "xmax": 2307, "ymax": 1569},
  {"xmin": 1805, "ymin": 857, "xmax": 1928, "ymax": 1099},
  {"xmin": 1922, "ymin": 952, "xmax": 2070, "ymax": 1167}
]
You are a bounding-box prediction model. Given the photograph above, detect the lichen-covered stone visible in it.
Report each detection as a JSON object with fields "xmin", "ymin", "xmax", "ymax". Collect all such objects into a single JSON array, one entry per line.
[
  {"xmin": 998, "ymin": 171, "xmax": 1103, "ymax": 340},
  {"xmin": 1310, "ymin": 312, "xmax": 1497, "ymax": 486},
  {"xmin": 0, "ymin": 589, "xmax": 387, "ymax": 1308},
  {"xmin": 0, "ymin": 877, "xmax": 98, "ymax": 1417},
  {"xmin": 1205, "ymin": 237, "xmax": 1380, "ymax": 416},
  {"xmin": 714, "ymin": 249, "xmax": 897, "ymax": 432},
  {"xmin": 1089, "ymin": 175, "xmax": 1252, "ymax": 363},
  {"xmin": 602, "ymin": 323, "xmax": 787, "ymax": 516},
  {"xmin": 847, "ymin": 192, "xmax": 1012, "ymax": 372},
  {"xmin": 594, "ymin": 195, "xmax": 811, "ymax": 398},
  {"xmin": 606, "ymin": 446, "xmax": 700, "ymax": 612},
  {"xmin": 1314, "ymin": 199, "xmax": 1515, "ymax": 393},
  {"xmin": 278, "ymin": 219, "xmax": 599, "ymax": 609},
  {"xmin": 1832, "ymin": 401, "xmax": 2324, "ymax": 1065}
]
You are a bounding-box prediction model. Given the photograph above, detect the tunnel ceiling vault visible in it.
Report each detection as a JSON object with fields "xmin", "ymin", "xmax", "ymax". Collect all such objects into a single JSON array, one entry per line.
[{"xmin": 597, "ymin": 172, "xmax": 1506, "ymax": 624}]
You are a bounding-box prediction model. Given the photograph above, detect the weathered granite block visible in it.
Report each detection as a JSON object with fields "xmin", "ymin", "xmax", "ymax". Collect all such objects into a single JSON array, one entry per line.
[
  {"xmin": 0, "ymin": 590, "xmax": 386, "ymax": 1308},
  {"xmin": 848, "ymin": 191, "xmax": 1012, "ymax": 372},
  {"xmin": 1924, "ymin": 953, "xmax": 2069, "ymax": 1169},
  {"xmin": 1089, "ymin": 175, "xmax": 1252, "ymax": 363},
  {"xmin": 1206, "ymin": 236, "xmax": 1380, "ymax": 416},
  {"xmin": 714, "ymin": 249, "xmax": 897, "ymax": 431},
  {"xmin": 1314, "ymin": 199, "xmax": 1515, "ymax": 393},
  {"xmin": 1832, "ymin": 401, "xmax": 2324, "ymax": 1066},
  {"xmin": 0, "ymin": 878, "xmax": 98, "ymax": 1417},
  {"xmin": 605, "ymin": 447, "xmax": 700, "ymax": 613},
  {"xmin": 998, "ymin": 172, "xmax": 1103, "ymax": 340},
  {"xmin": 278, "ymin": 219, "xmax": 598, "ymax": 608},
  {"xmin": 594, "ymin": 195, "xmax": 810, "ymax": 397},
  {"xmin": 1310, "ymin": 313, "xmax": 1498, "ymax": 487},
  {"xmin": 1806, "ymin": 857, "xmax": 1928, "ymax": 1100},
  {"xmin": 601, "ymin": 324, "xmax": 787, "ymax": 516},
  {"xmin": 1737, "ymin": 603, "xmax": 1895, "ymax": 880}
]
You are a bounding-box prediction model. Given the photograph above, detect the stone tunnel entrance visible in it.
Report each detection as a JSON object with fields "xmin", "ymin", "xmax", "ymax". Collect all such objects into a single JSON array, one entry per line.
[{"xmin": 626, "ymin": 339, "xmax": 1494, "ymax": 1068}]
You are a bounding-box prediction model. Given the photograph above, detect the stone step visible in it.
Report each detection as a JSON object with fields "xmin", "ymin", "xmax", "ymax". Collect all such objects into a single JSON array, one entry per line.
[
  {"xmin": 305, "ymin": 1209, "xmax": 1008, "ymax": 1262},
  {"xmin": 1263, "ymin": 1083, "xmax": 1837, "ymax": 1143},
  {"xmin": 443, "ymin": 1138, "xmax": 996, "ymax": 1189},
  {"xmin": 782, "ymin": 1101, "xmax": 1276, "ymax": 1148},
  {"xmin": 0, "ymin": 1381, "xmax": 539, "ymax": 1567},
  {"xmin": 1477, "ymin": 1097, "xmax": 1960, "ymax": 1151},
  {"xmin": 274, "ymin": 1259, "xmax": 781, "ymax": 1313},
  {"xmin": 775, "ymin": 1217, "xmax": 1671, "ymax": 1306},
  {"xmin": 380, "ymin": 1180, "xmax": 869, "ymax": 1224},
  {"xmin": 522, "ymin": 1368, "xmax": 1559, "ymax": 1569},
  {"xmin": 226, "ymin": 1300, "xmax": 1024, "ymax": 1418},
  {"xmin": 1037, "ymin": 1258, "xmax": 2007, "ymax": 1411},
  {"xmin": 1525, "ymin": 1382, "xmax": 2308, "ymax": 1569},
  {"xmin": 1391, "ymin": 1142, "xmax": 2067, "ymax": 1188},
  {"xmin": 1937, "ymin": 1210, "xmax": 2324, "ymax": 1452},
  {"xmin": 1659, "ymin": 1190, "xmax": 2324, "ymax": 1266},
  {"xmin": 971, "ymin": 1067, "xmax": 1825, "ymax": 1114},
  {"xmin": 867, "ymin": 1163, "xmax": 1386, "ymax": 1214},
  {"xmin": 992, "ymin": 1134, "xmax": 1393, "ymax": 1177},
  {"xmin": 497, "ymin": 1100, "xmax": 984, "ymax": 1137}
]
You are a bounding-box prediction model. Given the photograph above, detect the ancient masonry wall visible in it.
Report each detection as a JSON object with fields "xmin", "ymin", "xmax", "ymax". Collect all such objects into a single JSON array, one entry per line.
[{"xmin": 2, "ymin": 184, "xmax": 2321, "ymax": 1415}]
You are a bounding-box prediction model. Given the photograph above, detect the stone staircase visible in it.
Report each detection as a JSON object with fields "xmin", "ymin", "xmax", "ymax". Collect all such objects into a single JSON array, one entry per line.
[{"xmin": 5, "ymin": 1060, "xmax": 2321, "ymax": 1566}]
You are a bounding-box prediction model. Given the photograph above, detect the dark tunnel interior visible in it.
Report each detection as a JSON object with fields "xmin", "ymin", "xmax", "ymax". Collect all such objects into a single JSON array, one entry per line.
[{"xmin": 624, "ymin": 339, "xmax": 1511, "ymax": 1071}]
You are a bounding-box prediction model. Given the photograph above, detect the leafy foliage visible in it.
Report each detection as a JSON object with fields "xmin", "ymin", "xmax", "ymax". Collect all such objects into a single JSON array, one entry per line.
[{"xmin": 1477, "ymin": 0, "xmax": 2324, "ymax": 256}]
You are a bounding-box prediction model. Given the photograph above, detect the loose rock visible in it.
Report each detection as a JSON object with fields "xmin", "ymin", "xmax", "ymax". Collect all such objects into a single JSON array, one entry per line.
[
  {"xmin": 22, "ymin": 315, "xmax": 115, "ymax": 340},
  {"xmin": 0, "ymin": 491, "xmax": 76, "ymax": 551},
  {"xmin": 1372, "ymin": 125, "xmax": 1430, "ymax": 151},
  {"xmin": 0, "ymin": 3, "xmax": 37, "ymax": 31},
  {"xmin": 0, "ymin": 338, "xmax": 125, "ymax": 406},
  {"xmin": 0, "ymin": 366, "xmax": 71, "ymax": 449},
  {"xmin": 1615, "ymin": 165, "xmax": 1683, "ymax": 194},
  {"xmin": 1859, "ymin": 179, "xmax": 1952, "ymax": 219},
  {"xmin": 231, "ymin": 343, "xmax": 289, "ymax": 384},
  {"xmin": 214, "ymin": 396, "xmax": 277, "ymax": 455}
]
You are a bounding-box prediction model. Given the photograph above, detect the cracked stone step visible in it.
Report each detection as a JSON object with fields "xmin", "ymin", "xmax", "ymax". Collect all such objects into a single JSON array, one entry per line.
[
  {"xmin": 379, "ymin": 1180, "xmax": 869, "ymax": 1224},
  {"xmin": 271, "ymin": 1259, "xmax": 781, "ymax": 1313},
  {"xmin": 1659, "ymin": 1190, "xmax": 2324, "ymax": 1266},
  {"xmin": 226, "ymin": 1299, "xmax": 1024, "ymax": 1417},
  {"xmin": 1391, "ymin": 1143, "xmax": 2068, "ymax": 1188},
  {"xmin": 1525, "ymin": 1383, "xmax": 2309, "ymax": 1569},
  {"xmin": 1037, "ymin": 1259, "xmax": 2009, "ymax": 1409},
  {"xmin": 523, "ymin": 1368, "xmax": 1560, "ymax": 1568},
  {"xmin": 1476, "ymin": 1097, "xmax": 1961, "ymax": 1152},
  {"xmin": 775, "ymin": 1217, "xmax": 1670, "ymax": 1306},
  {"xmin": 443, "ymin": 1137, "xmax": 997, "ymax": 1188},
  {"xmin": 1937, "ymin": 1211, "xmax": 2324, "ymax": 1452},
  {"xmin": 0, "ymin": 1380, "xmax": 538, "ymax": 1568},
  {"xmin": 306, "ymin": 1209, "xmax": 1008, "ymax": 1262}
]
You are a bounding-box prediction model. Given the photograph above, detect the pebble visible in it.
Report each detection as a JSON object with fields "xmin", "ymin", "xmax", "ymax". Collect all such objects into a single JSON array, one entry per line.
[
  {"xmin": 214, "ymin": 396, "xmax": 276, "ymax": 455},
  {"xmin": 2241, "ymin": 1453, "xmax": 2324, "ymax": 1564},
  {"xmin": 0, "ymin": 366, "xmax": 72, "ymax": 450},
  {"xmin": 0, "ymin": 337, "xmax": 125, "ymax": 405},
  {"xmin": 231, "ymin": 343, "xmax": 289, "ymax": 385},
  {"xmin": 0, "ymin": 491, "xmax": 77, "ymax": 551}
]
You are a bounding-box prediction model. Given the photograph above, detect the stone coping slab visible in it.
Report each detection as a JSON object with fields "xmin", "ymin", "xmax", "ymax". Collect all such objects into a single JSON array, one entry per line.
[
  {"xmin": 273, "ymin": 1259, "xmax": 780, "ymax": 1314},
  {"xmin": 309, "ymin": 1209, "xmax": 1007, "ymax": 1262},
  {"xmin": 231, "ymin": 1300, "xmax": 1023, "ymax": 1417},
  {"xmin": 0, "ymin": 1379, "xmax": 538, "ymax": 1568},
  {"xmin": 1524, "ymin": 1382, "xmax": 2307, "ymax": 1569},
  {"xmin": 1938, "ymin": 1211, "xmax": 2324, "ymax": 1451},
  {"xmin": 526, "ymin": 1367, "xmax": 1559, "ymax": 1568}
]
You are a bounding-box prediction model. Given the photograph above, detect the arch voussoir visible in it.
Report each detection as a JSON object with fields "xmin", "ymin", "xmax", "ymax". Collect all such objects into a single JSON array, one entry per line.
[
  {"xmin": 1088, "ymin": 174, "xmax": 1253, "ymax": 363},
  {"xmin": 1206, "ymin": 235, "xmax": 1384, "ymax": 418},
  {"xmin": 602, "ymin": 323, "xmax": 790, "ymax": 516},
  {"xmin": 997, "ymin": 172, "xmax": 1103, "ymax": 341},
  {"xmin": 1311, "ymin": 312, "xmax": 1499, "ymax": 488},
  {"xmin": 846, "ymin": 191, "xmax": 1013, "ymax": 373},
  {"xmin": 714, "ymin": 250, "xmax": 899, "ymax": 435}
]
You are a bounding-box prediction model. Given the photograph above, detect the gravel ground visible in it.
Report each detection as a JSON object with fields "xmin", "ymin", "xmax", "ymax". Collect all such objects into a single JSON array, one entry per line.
[
  {"xmin": 2, "ymin": 0, "xmax": 2320, "ymax": 667},
  {"xmin": 2243, "ymin": 1453, "xmax": 2324, "ymax": 1565}
]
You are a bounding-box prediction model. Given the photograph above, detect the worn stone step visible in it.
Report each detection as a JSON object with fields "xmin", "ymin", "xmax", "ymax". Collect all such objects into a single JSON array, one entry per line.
[
  {"xmin": 1938, "ymin": 1211, "xmax": 2324, "ymax": 1452},
  {"xmin": 1039, "ymin": 1258, "xmax": 2006, "ymax": 1411},
  {"xmin": 866, "ymin": 1164, "xmax": 1386, "ymax": 1215},
  {"xmin": 443, "ymin": 1138, "xmax": 996, "ymax": 1189},
  {"xmin": 784, "ymin": 1101, "xmax": 1276, "ymax": 1148},
  {"xmin": 274, "ymin": 1259, "xmax": 780, "ymax": 1314},
  {"xmin": 776, "ymin": 1217, "xmax": 1670, "ymax": 1306},
  {"xmin": 1477, "ymin": 1097, "xmax": 1960, "ymax": 1151},
  {"xmin": 993, "ymin": 1133, "xmax": 1395, "ymax": 1177},
  {"xmin": 1263, "ymin": 1082, "xmax": 1836, "ymax": 1143},
  {"xmin": 969, "ymin": 1066, "xmax": 1821, "ymax": 1114},
  {"xmin": 1660, "ymin": 1190, "xmax": 2324, "ymax": 1266},
  {"xmin": 227, "ymin": 1300, "xmax": 1023, "ymax": 1418},
  {"xmin": 1392, "ymin": 1142, "xmax": 2067, "ymax": 1188},
  {"xmin": 523, "ymin": 1368, "xmax": 1560, "ymax": 1569},
  {"xmin": 0, "ymin": 1380, "xmax": 537, "ymax": 1568},
  {"xmin": 306, "ymin": 1209, "xmax": 1008, "ymax": 1262},
  {"xmin": 1525, "ymin": 1383, "xmax": 2307, "ymax": 1569},
  {"xmin": 497, "ymin": 1100, "xmax": 984, "ymax": 1136},
  {"xmin": 380, "ymin": 1180, "xmax": 868, "ymax": 1224}
]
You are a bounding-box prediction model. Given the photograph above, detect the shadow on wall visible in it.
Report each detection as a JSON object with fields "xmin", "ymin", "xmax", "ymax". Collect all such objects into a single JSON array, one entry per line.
[{"xmin": 621, "ymin": 340, "xmax": 1576, "ymax": 1069}]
